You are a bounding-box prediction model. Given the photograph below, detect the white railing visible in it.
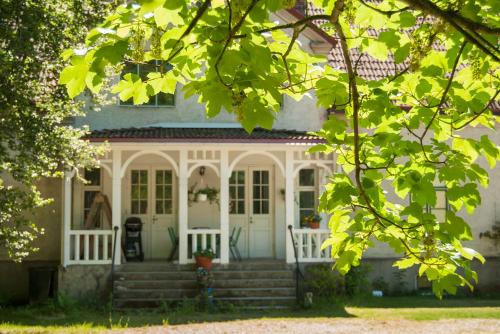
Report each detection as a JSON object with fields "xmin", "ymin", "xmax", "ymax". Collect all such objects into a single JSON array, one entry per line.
[
  {"xmin": 68, "ymin": 230, "xmax": 114, "ymax": 265},
  {"xmin": 187, "ymin": 229, "xmax": 221, "ymax": 263},
  {"xmin": 293, "ymin": 228, "xmax": 332, "ymax": 262}
]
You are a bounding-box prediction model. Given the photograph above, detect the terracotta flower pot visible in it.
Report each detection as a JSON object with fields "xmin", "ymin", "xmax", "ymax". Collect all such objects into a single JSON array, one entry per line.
[
  {"xmin": 309, "ymin": 221, "xmax": 320, "ymax": 229},
  {"xmin": 195, "ymin": 255, "xmax": 213, "ymax": 270}
]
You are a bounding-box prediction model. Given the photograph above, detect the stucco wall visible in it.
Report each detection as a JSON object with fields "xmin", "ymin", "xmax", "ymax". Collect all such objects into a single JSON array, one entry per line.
[{"xmin": 0, "ymin": 178, "xmax": 62, "ymax": 303}]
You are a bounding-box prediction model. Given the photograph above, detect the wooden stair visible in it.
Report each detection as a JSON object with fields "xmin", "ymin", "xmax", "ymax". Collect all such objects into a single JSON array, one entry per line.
[{"xmin": 113, "ymin": 260, "xmax": 296, "ymax": 309}]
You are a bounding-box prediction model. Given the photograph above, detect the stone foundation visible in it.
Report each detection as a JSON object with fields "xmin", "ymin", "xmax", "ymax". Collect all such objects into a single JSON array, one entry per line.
[{"xmin": 58, "ymin": 265, "xmax": 111, "ymax": 302}]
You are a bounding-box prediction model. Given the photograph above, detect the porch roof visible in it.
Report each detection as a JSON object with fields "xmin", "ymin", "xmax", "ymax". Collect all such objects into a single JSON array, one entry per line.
[{"xmin": 86, "ymin": 127, "xmax": 325, "ymax": 144}]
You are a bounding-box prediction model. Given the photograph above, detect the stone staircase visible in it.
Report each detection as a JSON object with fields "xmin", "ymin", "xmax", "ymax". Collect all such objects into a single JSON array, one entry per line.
[{"xmin": 113, "ymin": 260, "xmax": 297, "ymax": 309}]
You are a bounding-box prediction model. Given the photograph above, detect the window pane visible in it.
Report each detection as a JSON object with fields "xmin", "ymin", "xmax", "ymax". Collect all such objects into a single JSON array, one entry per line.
[
  {"xmin": 156, "ymin": 171, "xmax": 164, "ymax": 184},
  {"xmin": 238, "ymin": 201, "xmax": 245, "ymax": 214},
  {"xmin": 84, "ymin": 169, "xmax": 101, "ymax": 186},
  {"xmin": 253, "ymin": 171, "xmax": 260, "ymax": 184},
  {"xmin": 436, "ymin": 190, "xmax": 446, "ymax": 209},
  {"xmin": 238, "ymin": 186, "xmax": 245, "ymax": 199},
  {"xmin": 156, "ymin": 200, "xmax": 163, "ymax": 214},
  {"xmin": 131, "ymin": 185, "xmax": 139, "ymax": 200},
  {"xmin": 165, "ymin": 200, "xmax": 172, "ymax": 213},
  {"xmin": 230, "ymin": 201, "xmax": 236, "ymax": 214},
  {"xmin": 156, "ymin": 185, "xmax": 163, "ymax": 198},
  {"xmin": 253, "ymin": 201, "xmax": 261, "ymax": 214},
  {"xmin": 140, "ymin": 201, "xmax": 147, "ymax": 214},
  {"xmin": 229, "ymin": 172, "xmax": 236, "ymax": 183},
  {"xmin": 164, "ymin": 185, "xmax": 172, "ymax": 199},
  {"xmin": 229, "ymin": 187, "xmax": 236, "ymax": 198},
  {"xmin": 299, "ymin": 169, "xmax": 315, "ymax": 186},
  {"xmin": 261, "ymin": 171, "xmax": 269, "ymax": 184},
  {"xmin": 157, "ymin": 92, "xmax": 175, "ymax": 106},
  {"xmin": 300, "ymin": 191, "xmax": 315, "ymax": 208},
  {"xmin": 253, "ymin": 186, "xmax": 260, "ymax": 200},
  {"xmin": 261, "ymin": 186, "xmax": 269, "ymax": 199},
  {"xmin": 164, "ymin": 171, "xmax": 172, "ymax": 184},
  {"xmin": 131, "ymin": 171, "xmax": 139, "ymax": 184},
  {"xmin": 140, "ymin": 185, "xmax": 148, "ymax": 198},
  {"xmin": 262, "ymin": 200, "xmax": 269, "ymax": 214},
  {"xmin": 237, "ymin": 171, "xmax": 245, "ymax": 183},
  {"xmin": 140, "ymin": 170, "xmax": 147, "ymax": 183}
]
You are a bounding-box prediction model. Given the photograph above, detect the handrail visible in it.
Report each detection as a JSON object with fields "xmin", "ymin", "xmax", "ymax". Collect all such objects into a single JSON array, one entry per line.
[
  {"xmin": 110, "ymin": 226, "xmax": 119, "ymax": 312},
  {"xmin": 288, "ymin": 225, "xmax": 305, "ymax": 305}
]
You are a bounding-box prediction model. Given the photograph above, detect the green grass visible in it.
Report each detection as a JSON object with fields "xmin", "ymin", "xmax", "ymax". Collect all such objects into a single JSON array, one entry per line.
[{"xmin": 1, "ymin": 296, "xmax": 500, "ymax": 333}]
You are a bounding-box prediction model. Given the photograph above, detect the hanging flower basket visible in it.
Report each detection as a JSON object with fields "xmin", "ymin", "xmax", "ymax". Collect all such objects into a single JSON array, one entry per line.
[{"xmin": 197, "ymin": 193, "xmax": 208, "ymax": 202}]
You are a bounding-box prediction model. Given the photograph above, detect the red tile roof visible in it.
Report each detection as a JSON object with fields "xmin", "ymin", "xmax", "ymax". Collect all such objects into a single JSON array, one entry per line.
[{"xmin": 86, "ymin": 127, "xmax": 324, "ymax": 143}]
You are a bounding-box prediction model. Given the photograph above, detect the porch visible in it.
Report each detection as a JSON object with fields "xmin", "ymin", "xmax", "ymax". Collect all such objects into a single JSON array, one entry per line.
[{"xmin": 61, "ymin": 127, "xmax": 336, "ymax": 267}]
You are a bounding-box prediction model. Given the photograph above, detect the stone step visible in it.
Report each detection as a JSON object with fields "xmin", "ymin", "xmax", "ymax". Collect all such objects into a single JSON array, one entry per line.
[
  {"xmin": 115, "ymin": 287, "xmax": 295, "ymax": 300},
  {"xmin": 116, "ymin": 270, "xmax": 293, "ymax": 281},
  {"xmin": 114, "ymin": 296, "xmax": 296, "ymax": 309},
  {"xmin": 115, "ymin": 278, "xmax": 295, "ymax": 290},
  {"xmin": 117, "ymin": 261, "xmax": 291, "ymax": 273}
]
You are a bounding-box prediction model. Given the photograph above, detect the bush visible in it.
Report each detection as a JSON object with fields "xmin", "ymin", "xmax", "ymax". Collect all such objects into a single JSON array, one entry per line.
[
  {"xmin": 305, "ymin": 264, "xmax": 345, "ymax": 297},
  {"xmin": 345, "ymin": 263, "xmax": 372, "ymax": 296},
  {"xmin": 372, "ymin": 276, "xmax": 389, "ymax": 295}
]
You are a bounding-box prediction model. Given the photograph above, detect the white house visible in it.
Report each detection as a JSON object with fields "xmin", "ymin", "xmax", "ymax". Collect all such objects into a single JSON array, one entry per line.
[{"xmin": 1, "ymin": 3, "xmax": 499, "ymax": 305}]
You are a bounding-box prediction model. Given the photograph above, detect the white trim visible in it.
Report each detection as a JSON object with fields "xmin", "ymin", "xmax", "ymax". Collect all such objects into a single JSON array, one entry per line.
[
  {"xmin": 120, "ymin": 150, "xmax": 179, "ymax": 178},
  {"xmin": 219, "ymin": 150, "xmax": 230, "ymax": 264},
  {"xmin": 98, "ymin": 162, "xmax": 112, "ymax": 177},
  {"xmin": 187, "ymin": 162, "xmax": 220, "ymax": 178},
  {"xmin": 178, "ymin": 150, "xmax": 189, "ymax": 264},
  {"xmin": 285, "ymin": 151, "xmax": 295, "ymax": 264},
  {"xmin": 229, "ymin": 151, "xmax": 285, "ymax": 176},
  {"xmin": 112, "ymin": 150, "xmax": 122, "ymax": 265},
  {"xmin": 62, "ymin": 170, "xmax": 73, "ymax": 267}
]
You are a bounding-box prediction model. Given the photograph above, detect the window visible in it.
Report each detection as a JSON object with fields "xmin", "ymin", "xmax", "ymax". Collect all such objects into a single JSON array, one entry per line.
[
  {"xmin": 83, "ymin": 168, "xmax": 101, "ymax": 221},
  {"xmin": 131, "ymin": 170, "xmax": 148, "ymax": 214},
  {"xmin": 155, "ymin": 170, "xmax": 173, "ymax": 214},
  {"xmin": 120, "ymin": 60, "xmax": 175, "ymax": 106},
  {"xmin": 409, "ymin": 187, "xmax": 448, "ymax": 223},
  {"xmin": 298, "ymin": 169, "xmax": 316, "ymax": 224},
  {"xmin": 252, "ymin": 170, "xmax": 269, "ymax": 214},
  {"xmin": 229, "ymin": 171, "xmax": 245, "ymax": 214},
  {"xmin": 429, "ymin": 187, "xmax": 448, "ymax": 222}
]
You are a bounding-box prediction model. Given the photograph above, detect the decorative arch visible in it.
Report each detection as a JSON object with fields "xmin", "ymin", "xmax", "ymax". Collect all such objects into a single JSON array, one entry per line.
[
  {"xmin": 292, "ymin": 162, "xmax": 333, "ymax": 178},
  {"xmin": 120, "ymin": 150, "xmax": 179, "ymax": 178},
  {"xmin": 229, "ymin": 151, "xmax": 285, "ymax": 176},
  {"xmin": 187, "ymin": 162, "xmax": 220, "ymax": 178},
  {"xmin": 98, "ymin": 162, "xmax": 112, "ymax": 177}
]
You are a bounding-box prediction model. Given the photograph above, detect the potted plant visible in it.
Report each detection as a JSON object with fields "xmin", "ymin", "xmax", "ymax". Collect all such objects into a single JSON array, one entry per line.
[
  {"xmin": 305, "ymin": 214, "xmax": 322, "ymax": 229},
  {"xmin": 194, "ymin": 248, "xmax": 215, "ymax": 270},
  {"xmin": 196, "ymin": 186, "xmax": 219, "ymax": 204}
]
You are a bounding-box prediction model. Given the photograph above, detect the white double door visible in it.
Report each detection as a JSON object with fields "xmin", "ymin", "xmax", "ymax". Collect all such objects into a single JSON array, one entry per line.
[
  {"xmin": 230, "ymin": 167, "xmax": 274, "ymax": 258},
  {"xmin": 126, "ymin": 165, "xmax": 176, "ymax": 260}
]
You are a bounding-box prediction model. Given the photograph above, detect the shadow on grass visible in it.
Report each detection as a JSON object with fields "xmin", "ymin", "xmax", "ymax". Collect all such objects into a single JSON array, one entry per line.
[
  {"xmin": 0, "ymin": 298, "xmax": 353, "ymax": 329},
  {"xmin": 1, "ymin": 296, "xmax": 500, "ymax": 329}
]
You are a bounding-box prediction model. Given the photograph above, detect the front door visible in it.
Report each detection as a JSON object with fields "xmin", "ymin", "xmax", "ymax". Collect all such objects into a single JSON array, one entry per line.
[
  {"xmin": 129, "ymin": 167, "xmax": 175, "ymax": 259},
  {"xmin": 229, "ymin": 167, "xmax": 274, "ymax": 259}
]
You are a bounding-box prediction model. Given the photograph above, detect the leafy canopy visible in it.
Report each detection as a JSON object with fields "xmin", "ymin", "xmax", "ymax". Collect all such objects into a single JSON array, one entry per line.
[
  {"xmin": 0, "ymin": 0, "xmax": 112, "ymax": 260},
  {"xmin": 61, "ymin": 0, "xmax": 499, "ymax": 297}
]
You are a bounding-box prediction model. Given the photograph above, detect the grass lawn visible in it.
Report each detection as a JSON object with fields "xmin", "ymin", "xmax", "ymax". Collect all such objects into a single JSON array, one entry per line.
[{"xmin": 1, "ymin": 296, "xmax": 500, "ymax": 333}]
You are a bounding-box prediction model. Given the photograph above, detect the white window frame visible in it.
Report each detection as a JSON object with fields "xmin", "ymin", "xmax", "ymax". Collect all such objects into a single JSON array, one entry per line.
[
  {"xmin": 82, "ymin": 168, "xmax": 102, "ymax": 226},
  {"xmin": 297, "ymin": 168, "xmax": 318, "ymax": 226}
]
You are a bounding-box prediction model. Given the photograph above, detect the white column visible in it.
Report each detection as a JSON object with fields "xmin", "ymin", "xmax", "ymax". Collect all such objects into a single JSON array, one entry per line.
[
  {"xmin": 178, "ymin": 150, "xmax": 189, "ymax": 264},
  {"xmin": 219, "ymin": 149, "xmax": 230, "ymax": 264},
  {"xmin": 285, "ymin": 150, "xmax": 295, "ymax": 263},
  {"xmin": 112, "ymin": 149, "xmax": 122, "ymax": 265},
  {"xmin": 62, "ymin": 170, "xmax": 73, "ymax": 267}
]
